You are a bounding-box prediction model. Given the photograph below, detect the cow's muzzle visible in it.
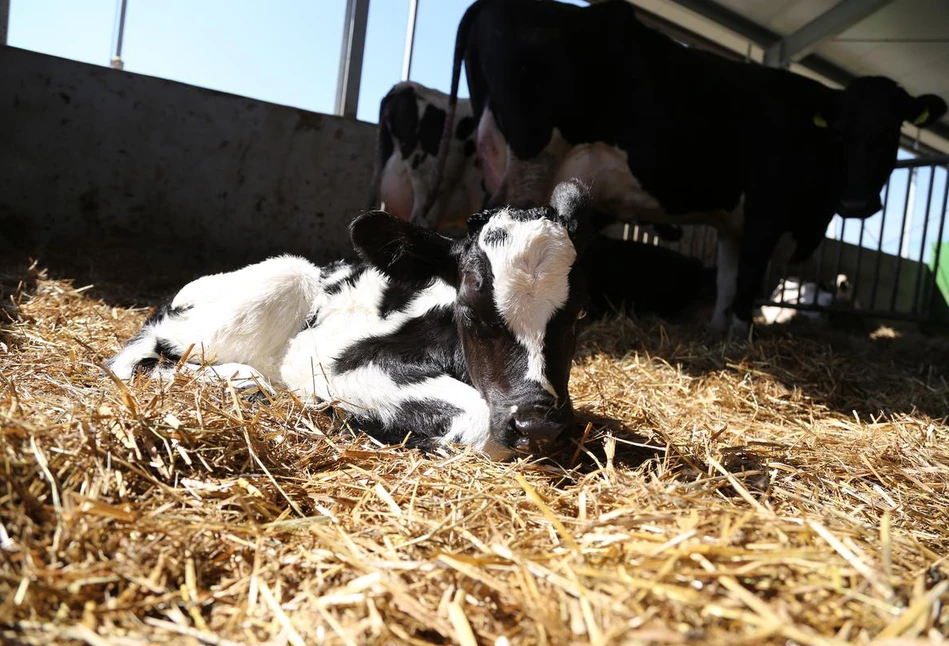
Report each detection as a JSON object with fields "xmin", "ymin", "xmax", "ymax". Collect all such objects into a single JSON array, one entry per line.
[{"xmin": 837, "ymin": 196, "xmax": 882, "ymax": 219}]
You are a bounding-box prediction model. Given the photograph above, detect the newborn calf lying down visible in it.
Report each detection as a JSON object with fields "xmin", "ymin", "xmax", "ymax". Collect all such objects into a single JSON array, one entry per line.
[{"xmin": 108, "ymin": 181, "xmax": 593, "ymax": 460}]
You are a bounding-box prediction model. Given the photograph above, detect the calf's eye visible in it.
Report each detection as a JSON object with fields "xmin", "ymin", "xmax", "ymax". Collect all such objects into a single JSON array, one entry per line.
[{"xmin": 577, "ymin": 309, "xmax": 587, "ymax": 320}]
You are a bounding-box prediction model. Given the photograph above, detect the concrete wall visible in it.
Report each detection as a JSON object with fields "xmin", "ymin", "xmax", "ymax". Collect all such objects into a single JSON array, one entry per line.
[{"xmin": 0, "ymin": 46, "xmax": 376, "ymax": 271}]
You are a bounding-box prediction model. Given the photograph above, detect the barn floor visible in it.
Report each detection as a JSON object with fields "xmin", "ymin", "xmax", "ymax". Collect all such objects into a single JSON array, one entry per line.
[{"xmin": 1, "ymin": 257, "xmax": 948, "ymax": 645}]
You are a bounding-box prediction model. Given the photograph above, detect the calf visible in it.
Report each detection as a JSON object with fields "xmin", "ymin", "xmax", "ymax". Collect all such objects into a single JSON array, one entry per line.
[
  {"xmin": 108, "ymin": 181, "xmax": 593, "ymax": 460},
  {"xmin": 760, "ymin": 274, "xmax": 854, "ymax": 325},
  {"xmin": 436, "ymin": 0, "xmax": 947, "ymax": 337},
  {"xmin": 368, "ymin": 81, "xmax": 483, "ymax": 234}
]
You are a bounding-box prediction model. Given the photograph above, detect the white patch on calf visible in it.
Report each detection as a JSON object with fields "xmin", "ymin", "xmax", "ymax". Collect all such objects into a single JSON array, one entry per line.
[
  {"xmin": 478, "ymin": 211, "xmax": 576, "ymax": 397},
  {"xmin": 107, "ymin": 255, "xmax": 322, "ymax": 382}
]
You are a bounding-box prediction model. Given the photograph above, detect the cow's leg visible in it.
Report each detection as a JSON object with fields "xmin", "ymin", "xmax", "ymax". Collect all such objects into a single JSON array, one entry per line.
[
  {"xmin": 730, "ymin": 218, "xmax": 784, "ymax": 340},
  {"xmin": 711, "ymin": 232, "xmax": 740, "ymax": 332}
]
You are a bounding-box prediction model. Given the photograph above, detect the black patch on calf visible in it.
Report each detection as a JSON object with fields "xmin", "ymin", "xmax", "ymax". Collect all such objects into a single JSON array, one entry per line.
[
  {"xmin": 354, "ymin": 398, "xmax": 464, "ymax": 449},
  {"xmin": 142, "ymin": 300, "xmax": 191, "ymax": 327},
  {"xmin": 455, "ymin": 116, "xmax": 476, "ymax": 140},
  {"xmin": 132, "ymin": 338, "xmax": 183, "ymax": 376},
  {"xmin": 324, "ymin": 266, "xmax": 368, "ymax": 296},
  {"xmin": 418, "ymin": 104, "xmax": 447, "ymax": 157},
  {"xmin": 411, "ymin": 154, "xmax": 423, "ymax": 170},
  {"xmin": 333, "ymin": 306, "xmax": 466, "ymax": 385},
  {"xmin": 481, "ymin": 228, "xmax": 509, "ymax": 246},
  {"xmin": 463, "ymin": 139, "xmax": 477, "ymax": 157},
  {"xmin": 379, "ymin": 280, "xmax": 420, "ymax": 318}
]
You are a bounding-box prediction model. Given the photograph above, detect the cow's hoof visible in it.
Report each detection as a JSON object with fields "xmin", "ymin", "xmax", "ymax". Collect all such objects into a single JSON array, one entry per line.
[
  {"xmin": 710, "ymin": 311, "xmax": 730, "ymax": 332},
  {"xmin": 726, "ymin": 317, "xmax": 753, "ymax": 343}
]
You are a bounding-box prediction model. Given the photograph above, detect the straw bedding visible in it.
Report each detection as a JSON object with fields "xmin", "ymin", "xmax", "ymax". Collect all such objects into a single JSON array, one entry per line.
[{"xmin": 1, "ymin": 258, "xmax": 947, "ymax": 645}]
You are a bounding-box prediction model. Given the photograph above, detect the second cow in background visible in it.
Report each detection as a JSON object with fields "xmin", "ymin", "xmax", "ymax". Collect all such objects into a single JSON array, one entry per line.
[{"xmin": 368, "ymin": 81, "xmax": 483, "ymax": 234}]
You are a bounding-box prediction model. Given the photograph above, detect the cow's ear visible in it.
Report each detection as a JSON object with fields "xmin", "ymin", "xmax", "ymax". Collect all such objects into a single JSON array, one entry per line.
[
  {"xmin": 906, "ymin": 94, "xmax": 948, "ymax": 128},
  {"xmin": 350, "ymin": 211, "xmax": 458, "ymax": 287},
  {"xmin": 550, "ymin": 180, "xmax": 595, "ymax": 254}
]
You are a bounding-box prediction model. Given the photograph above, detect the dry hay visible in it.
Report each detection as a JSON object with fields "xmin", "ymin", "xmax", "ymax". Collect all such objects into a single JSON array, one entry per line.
[{"xmin": 1, "ymin": 259, "xmax": 948, "ymax": 646}]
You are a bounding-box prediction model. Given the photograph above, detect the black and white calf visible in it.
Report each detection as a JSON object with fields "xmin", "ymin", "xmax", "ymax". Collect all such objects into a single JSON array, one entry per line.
[
  {"xmin": 368, "ymin": 81, "xmax": 483, "ymax": 234},
  {"xmin": 108, "ymin": 182, "xmax": 593, "ymax": 459},
  {"xmin": 759, "ymin": 274, "xmax": 855, "ymax": 325}
]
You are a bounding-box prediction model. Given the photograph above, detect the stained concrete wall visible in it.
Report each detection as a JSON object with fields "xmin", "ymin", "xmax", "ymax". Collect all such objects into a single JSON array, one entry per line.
[{"xmin": 0, "ymin": 46, "xmax": 376, "ymax": 273}]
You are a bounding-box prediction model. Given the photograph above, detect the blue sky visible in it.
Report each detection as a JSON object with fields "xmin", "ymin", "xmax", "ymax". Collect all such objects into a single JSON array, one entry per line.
[{"xmin": 8, "ymin": 0, "xmax": 946, "ymax": 270}]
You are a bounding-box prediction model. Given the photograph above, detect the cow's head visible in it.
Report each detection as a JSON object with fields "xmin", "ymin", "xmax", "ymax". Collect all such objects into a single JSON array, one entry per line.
[
  {"xmin": 351, "ymin": 180, "xmax": 593, "ymax": 454},
  {"xmin": 814, "ymin": 77, "xmax": 947, "ymax": 219}
]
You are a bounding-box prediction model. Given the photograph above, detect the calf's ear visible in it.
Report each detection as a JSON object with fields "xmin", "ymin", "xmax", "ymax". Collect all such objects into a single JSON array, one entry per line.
[
  {"xmin": 906, "ymin": 94, "xmax": 948, "ymax": 128},
  {"xmin": 550, "ymin": 180, "xmax": 595, "ymax": 254},
  {"xmin": 350, "ymin": 211, "xmax": 458, "ymax": 286}
]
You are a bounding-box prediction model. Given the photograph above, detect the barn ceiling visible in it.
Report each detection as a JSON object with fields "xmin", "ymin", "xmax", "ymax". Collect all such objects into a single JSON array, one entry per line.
[{"xmin": 628, "ymin": 0, "xmax": 949, "ymax": 153}]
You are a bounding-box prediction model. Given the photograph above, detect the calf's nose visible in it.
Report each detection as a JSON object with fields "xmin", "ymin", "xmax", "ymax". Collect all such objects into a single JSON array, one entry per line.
[
  {"xmin": 511, "ymin": 403, "xmax": 569, "ymax": 446},
  {"xmin": 515, "ymin": 418, "xmax": 567, "ymax": 443}
]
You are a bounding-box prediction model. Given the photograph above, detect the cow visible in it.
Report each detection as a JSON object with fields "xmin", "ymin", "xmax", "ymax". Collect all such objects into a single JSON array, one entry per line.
[
  {"xmin": 368, "ymin": 81, "xmax": 482, "ymax": 234},
  {"xmin": 759, "ymin": 274, "xmax": 855, "ymax": 325},
  {"xmin": 434, "ymin": 0, "xmax": 947, "ymax": 337},
  {"xmin": 108, "ymin": 181, "xmax": 594, "ymax": 460},
  {"xmin": 370, "ymin": 81, "xmax": 685, "ymax": 243}
]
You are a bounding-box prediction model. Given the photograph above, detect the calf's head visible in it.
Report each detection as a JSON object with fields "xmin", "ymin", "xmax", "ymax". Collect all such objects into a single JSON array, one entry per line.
[
  {"xmin": 351, "ymin": 180, "xmax": 593, "ymax": 453},
  {"xmin": 814, "ymin": 77, "xmax": 946, "ymax": 218}
]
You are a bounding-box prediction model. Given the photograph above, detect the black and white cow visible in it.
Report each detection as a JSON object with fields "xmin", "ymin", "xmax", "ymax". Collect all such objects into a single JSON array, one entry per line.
[
  {"xmin": 370, "ymin": 81, "xmax": 685, "ymax": 243},
  {"xmin": 368, "ymin": 81, "xmax": 483, "ymax": 234},
  {"xmin": 108, "ymin": 181, "xmax": 594, "ymax": 459},
  {"xmin": 435, "ymin": 0, "xmax": 947, "ymax": 336}
]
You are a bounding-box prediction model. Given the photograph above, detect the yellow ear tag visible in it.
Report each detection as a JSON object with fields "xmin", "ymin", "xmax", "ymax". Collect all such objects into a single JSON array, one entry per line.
[
  {"xmin": 913, "ymin": 108, "xmax": 930, "ymax": 126},
  {"xmin": 813, "ymin": 113, "xmax": 828, "ymax": 128}
]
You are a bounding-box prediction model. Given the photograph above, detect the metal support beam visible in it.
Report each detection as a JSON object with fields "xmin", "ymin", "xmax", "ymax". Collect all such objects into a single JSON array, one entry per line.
[
  {"xmin": 110, "ymin": 0, "xmax": 129, "ymax": 70},
  {"xmin": 0, "ymin": 0, "xmax": 10, "ymax": 46},
  {"xmin": 401, "ymin": 0, "xmax": 419, "ymax": 81},
  {"xmin": 763, "ymin": 0, "xmax": 896, "ymax": 68},
  {"xmin": 335, "ymin": 0, "xmax": 370, "ymax": 119}
]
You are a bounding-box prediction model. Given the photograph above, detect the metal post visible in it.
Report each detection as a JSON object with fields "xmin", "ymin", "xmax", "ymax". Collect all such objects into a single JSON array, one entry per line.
[
  {"xmin": 870, "ymin": 179, "xmax": 893, "ymax": 309},
  {"xmin": 0, "ymin": 0, "xmax": 10, "ymax": 46},
  {"xmin": 889, "ymin": 168, "xmax": 916, "ymax": 312},
  {"xmin": 401, "ymin": 0, "xmax": 419, "ymax": 81},
  {"xmin": 926, "ymin": 165, "xmax": 949, "ymax": 318},
  {"xmin": 911, "ymin": 165, "xmax": 937, "ymax": 314},
  {"xmin": 110, "ymin": 0, "xmax": 129, "ymax": 69},
  {"xmin": 335, "ymin": 0, "xmax": 370, "ymax": 118}
]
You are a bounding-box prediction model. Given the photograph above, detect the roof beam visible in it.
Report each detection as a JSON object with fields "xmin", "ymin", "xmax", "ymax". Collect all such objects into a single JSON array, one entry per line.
[
  {"xmin": 763, "ymin": 0, "xmax": 896, "ymax": 68},
  {"xmin": 657, "ymin": 0, "xmax": 949, "ymax": 151}
]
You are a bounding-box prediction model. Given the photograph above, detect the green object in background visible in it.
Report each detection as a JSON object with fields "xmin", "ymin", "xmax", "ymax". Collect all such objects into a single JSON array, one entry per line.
[{"xmin": 929, "ymin": 242, "xmax": 949, "ymax": 320}]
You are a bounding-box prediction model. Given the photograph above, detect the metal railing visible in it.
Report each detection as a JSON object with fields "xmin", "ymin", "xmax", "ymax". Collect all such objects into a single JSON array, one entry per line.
[{"xmin": 624, "ymin": 154, "xmax": 949, "ymax": 324}]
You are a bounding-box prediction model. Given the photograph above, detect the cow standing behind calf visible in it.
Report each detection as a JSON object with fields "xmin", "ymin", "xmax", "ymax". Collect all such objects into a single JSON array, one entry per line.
[
  {"xmin": 435, "ymin": 0, "xmax": 947, "ymax": 337},
  {"xmin": 109, "ymin": 181, "xmax": 594, "ymax": 460}
]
